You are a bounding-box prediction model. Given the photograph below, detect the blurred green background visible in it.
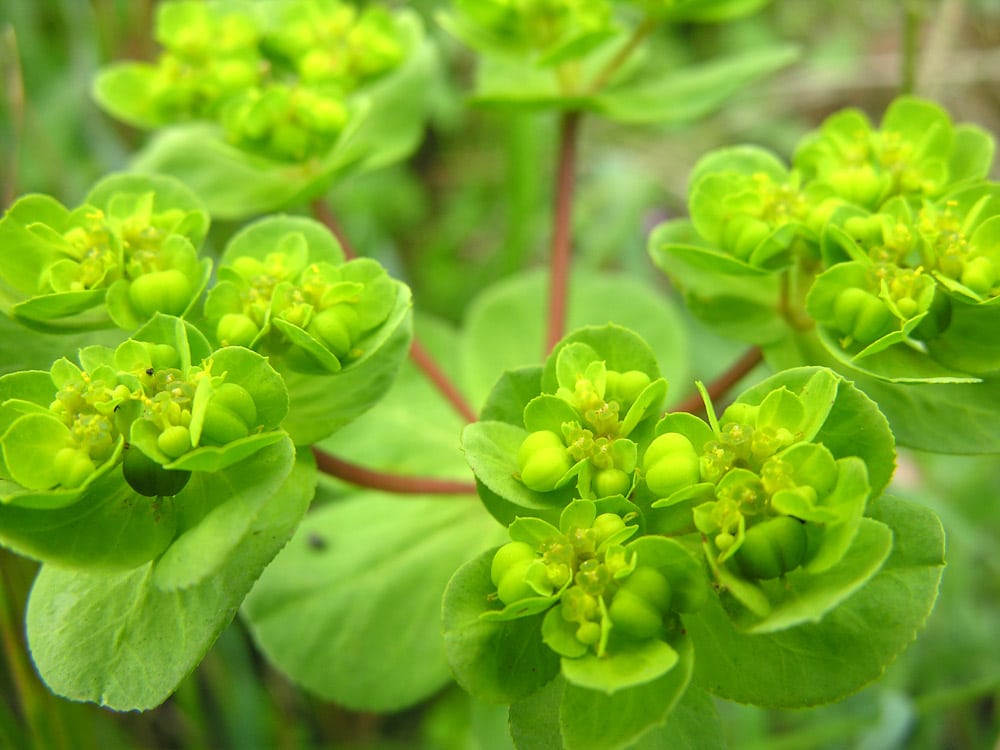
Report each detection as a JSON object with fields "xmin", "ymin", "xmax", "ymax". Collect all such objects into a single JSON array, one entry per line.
[{"xmin": 1, "ymin": 0, "xmax": 999, "ymax": 748}]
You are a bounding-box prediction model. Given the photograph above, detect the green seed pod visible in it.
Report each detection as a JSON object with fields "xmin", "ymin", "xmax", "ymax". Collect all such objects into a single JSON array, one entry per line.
[
  {"xmin": 731, "ymin": 217, "xmax": 771, "ymax": 260},
  {"xmin": 308, "ymin": 304, "xmax": 361, "ymax": 358},
  {"xmin": 128, "ymin": 269, "xmax": 192, "ymax": 317},
  {"xmin": 157, "ymin": 425, "xmax": 192, "ymax": 459},
  {"xmin": 575, "ymin": 621, "xmax": 602, "ymax": 646},
  {"xmin": 217, "ymin": 312, "xmax": 260, "ymax": 347},
  {"xmin": 490, "ymin": 541, "xmax": 537, "ymax": 588},
  {"xmin": 518, "ymin": 430, "xmax": 572, "ymax": 492},
  {"xmin": 609, "ymin": 589, "xmax": 662, "ymax": 640},
  {"xmin": 593, "ymin": 467, "xmax": 630, "ymax": 498},
  {"xmin": 643, "ymin": 432, "xmax": 700, "ymax": 497},
  {"xmin": 592, "ymin": 513, "xmax": 626, "ymax": 546},
  {"xmin": 732, "ymin": 515, "xmax": 807, "ymax": 580},
  {"xmin": 54, "ymin": 447, "xmax": 96, "ymax": 489},
  {"xmin": 833, "ymin": 287, "xmax": 894, "ymax": 344},
  {"xmin": 619, "ymin": 566, "xmax": 671, "ymax": 612},
  {"xmin": 122, "ymin": 445, "xmax": 191, "ymax": 497},
  {"xmin": 961, "ymin": 256, "xmax": 998, "ymax": 295},
  {"xmin": 496, "ymin": 558, "xmax": 536, "ymax": 605},
  {"xmin": 201, "ymin": 383, "xmax": 257, "ymax": 446},
  {"xmin": 607, "ymin": 369, "xmax": 651, "ymax": 408}
]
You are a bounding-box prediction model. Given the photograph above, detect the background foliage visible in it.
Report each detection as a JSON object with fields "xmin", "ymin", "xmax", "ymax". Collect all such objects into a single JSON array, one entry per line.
[{"xmin": 0, "ymin": 0, "xmax": 998, "ymax": 748}]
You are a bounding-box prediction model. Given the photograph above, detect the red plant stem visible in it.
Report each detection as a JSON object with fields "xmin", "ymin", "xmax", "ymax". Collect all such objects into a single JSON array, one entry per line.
[
  {"xmin": 309, "ymin": 197, "xmax": 477, "ymax": 423},
  {"xmin": 546, "ymin": 111, "xmax": 582, "ymax": 353},
  {"xmin": 310, "ymin": 197, "xmax": 357, "ymax": 259},
  {"xmin": 312, "ymin": 448, "xmax": 477, "ymax": 495},
  {"xmin": 409, "ymin": 337, "xmax": 479, "ymax": 423},
  {"xmin": 674, "ymin": 347, "xmax": 765, "ymax": 415}
]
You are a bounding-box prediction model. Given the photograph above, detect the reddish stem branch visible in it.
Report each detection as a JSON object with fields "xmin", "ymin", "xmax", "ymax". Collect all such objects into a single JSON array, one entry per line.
[
  {"xmin": 546, "ymin": 111, "xmax": 582, "ymax": 353},
  {"xmin": 312, "ymin": 448, "xmax": 477, "ymax": 495},
  {"xmin": 409, "ymin": 337, "xmax": 479, "ymax": 423},
  {"xmin": 309, "ymin": 197, "xmax": 477, "ymax": 423},
  {"xmin": 310, "ymin": 197, "xmax": 357, "ymax": 259},
  {"xmin": 674, "ymin": 347, "xmax": 765, "ymax": 415}
]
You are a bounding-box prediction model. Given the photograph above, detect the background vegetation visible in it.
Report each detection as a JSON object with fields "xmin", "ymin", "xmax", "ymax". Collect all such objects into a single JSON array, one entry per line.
[{"xmin": 0, "ymin": 0, "xmax": 998, "ymax": 748}]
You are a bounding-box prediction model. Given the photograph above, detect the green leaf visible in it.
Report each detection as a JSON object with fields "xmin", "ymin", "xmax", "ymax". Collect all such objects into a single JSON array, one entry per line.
[
  {"xmin": 243, "ymin": 492, "xmax": 502, "ymax": 711},
  {"xmin": 153, "ymin": 437, "xmax": 299, "ymax": 590},
  {"xmin": 462, "ymin": 421, "xmax": 574, "ymax": 525},
  {"xmin": 541, "ymin": 325, "xmax": 661, "ymax": 396},
  {"xmin": 559, "ymin": 633, "xmax": 694, "ymax": 750},
  {"xmin": 460, "ymin": 268, "xmax": 689, "ymax": 409},
  {"xmin": 279, "ymin": 282, "xmax": 413, "ymax": 444},
  {"xmin": 593, "ymin": 45, "xmax": 799, "ymax": 125},
  {"xmin": 0, "ymin": 462, "xmax": 175, "ymax": 569},
  {"xmin": 648, "ymin": 220, "xmax": 787, "ymax": 344},
  {"xmin": 687, "ymin": 496, "xmax": 944, "ymax": 707},
  {"xmin": 560, "ymin": 638, "xmax": 679, "ymax": 693},
  {"xmin": 25, "ymin": 446, "xmax": 314, "ymax": 711},
  {"xmin": 442, "ymin": 546, "xmax": 561, "ymax": 704}
]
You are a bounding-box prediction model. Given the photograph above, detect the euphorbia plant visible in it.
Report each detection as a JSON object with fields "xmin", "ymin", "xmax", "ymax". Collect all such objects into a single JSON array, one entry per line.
[{"xmin": 3, "ymin": 0, "xmax": 995, "ymax": 748}]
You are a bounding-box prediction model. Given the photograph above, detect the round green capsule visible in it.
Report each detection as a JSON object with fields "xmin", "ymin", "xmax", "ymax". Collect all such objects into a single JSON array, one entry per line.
[
  {"xmin": 496, "ymin": 558, "xmax": 536, "ymax": 605},
  {"xmin": 201, "ymin": 383, "xmax": 257, "ymax": 445},
  {"xmin": 217, "ymin": 312, "xmax": 260, "ymax": 347},
  {"xmin": 643, "ymin": 432, "xmax": 700, "ymax": 497},
  {"xmin": 518, "ymin": 430, "xmax": 572, "ymax": 492},
  {"xmin": 961, "ymin": 256, "xmax": 997, "ymax": 295},
  {"xmin": 732, "ymin": 515, "xmax": 808, "ymax": 580},
  {"xmin": 593, "ymin": 467, "xmax": 630, "ymax": 498},
  {"xmin": 833, "ymin": 287, "xmax": 894, "ymax": 344},
  {"xmin": 609, "ymin": 589, "xmax": 662, "ymax": 640},
  {"xmin": 122, "ymin": 445, "xmax": 191, "ymax": 497},
  {"xmin": 157, "ymin": 425, "xmax": 192, "ymax": 459},
  {"xmin": 128, "ymin": 269, "xmax": 193, "ymax": 318},
  {"xmin": 54, "ymin": 447, "xmax": 95, "ymax": 489},
  {"xmin": 490, "ymin": 541, "xmax": 537, "ymax": 588},
  {"xmin": 619, "ymin": 566, "xmax": 671, "ymax": 612}
]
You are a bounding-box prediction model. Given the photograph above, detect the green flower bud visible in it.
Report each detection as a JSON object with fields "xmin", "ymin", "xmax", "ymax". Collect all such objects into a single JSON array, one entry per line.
[
  {"xmin": 518, "ymin": 430, "xmax": 572, "ymax": 492},
  {"xmin": 609, "ymin": 589, "xmax": 662, "ymax": 640},
  {"xmin": 157, "ymin": 424, "xmax": 192, "ymax": 459},
  {"xmin": 122, "ymin": 445, "xmax": 191, "ymax": 497},
  {"xmin": 643, "ymin": 432, "xmax": 700, "ymax": 497},
  {"xmin": 217, "ymin": 312, "xmax": 260, "ymax": 347},
  {"xmin": 961, "ymin": 256, "xmax": 997, "ymax": 295},
  {"xmin": 128, "ymin": 269, "xmax": 192, "ymax": 318},
  {"xmin": 732, "ymin": 515, "xmax": 807, "ymax": 580},
  {"xmin": 201, "ymin": 383, "xmax": 257, "ymax": 445},
  {"xmin": 490, "ymin": 541, "xmax": 537, "ymax": 588},
  {"xmin": 593, "ymin": 467, "xmax": 630, "ymax": 498},
  {"xmin": 833, "ymin": 287, "xmax": 895, "ymax": 344}
]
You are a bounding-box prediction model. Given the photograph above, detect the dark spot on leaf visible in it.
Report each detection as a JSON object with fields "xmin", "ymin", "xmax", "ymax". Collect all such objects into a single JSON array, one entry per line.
[
  {"xmin": 307, "ymin": 532, "xmax": 327, "ymax": 551},
  {"xmin": 145, "ymin": 367, "xmax": 155, "ymax": 376}
]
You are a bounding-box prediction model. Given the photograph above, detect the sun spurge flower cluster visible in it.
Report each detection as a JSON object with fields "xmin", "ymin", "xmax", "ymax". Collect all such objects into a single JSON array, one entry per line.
[
  {"xmin": 0, "ymin": 316, "xmax": 287, "ymax": 503},
  {"xmin": 650, "ymin": 96, "xmax": 1000, "ymax": 384},
  {"xmin": 483, "ymin": 498, "xmax": 707, "ymax": 692},
  {"xmin": 205, "ymin": 216, "xmax": 397, "ymax": 375},
  {"xmin": 95, "ymin": 0, "xmax": 407, "ymax": 163},
  {"xmin": 0, "ymin": 174, "xmax": 210, "ymax": 331},
  {"xmin": 515, "ymin": 339, "xmax": 667, "ymax": 501}
]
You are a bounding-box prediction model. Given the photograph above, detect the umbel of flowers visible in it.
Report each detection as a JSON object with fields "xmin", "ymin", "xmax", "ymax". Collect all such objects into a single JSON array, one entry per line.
[{"xmin": 650, "ymin": 96, "xmax": 1000, "ymax": 385}]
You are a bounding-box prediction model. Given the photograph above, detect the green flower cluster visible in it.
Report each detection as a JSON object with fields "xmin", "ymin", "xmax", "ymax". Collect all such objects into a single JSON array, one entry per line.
[
  {"xmin": 98, "ymin": 0, "xmax": 406, "ymax": 162},
  {"xmin": 205, "ymin": 217, "xmax": 396, "ymax": 374},
  {"xmin": 0, "ymin": 174, "xmax": 210, "ymax": 332},
  {"xmin": 484, "ymin": 499, "xmax": 706, "ymax": 690},
  {"xmin": 0, "ymin": 320, "xmax": 287, "ymax": 501},
  {"xmin": 653, "ymin": 96, "xmax": 1000, "ymax": 381},
  {"xmin": 515, "ymin": 341, "xmax": 667, "ymax": 499},
  {"xmin": 451, "ymin": 0, "xmax": 614, "ymax": 65}
]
